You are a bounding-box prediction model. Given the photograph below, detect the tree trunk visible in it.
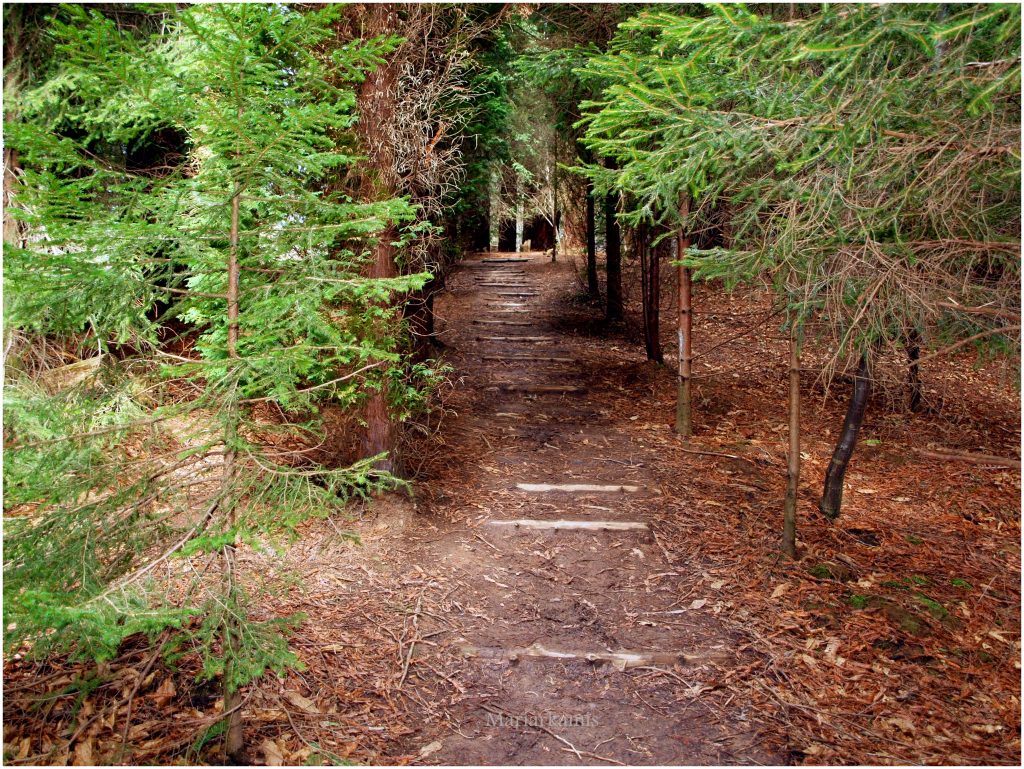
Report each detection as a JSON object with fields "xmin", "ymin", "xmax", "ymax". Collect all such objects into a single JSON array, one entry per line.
[
  {"xmin": 675, "ymin": 200, "xmax": 692, "ymax": 435},
  {"xmin": 640, "ymin": 227, "xmax": 663, "ymax": 363},
  {"xmin": 223, "ymin": 186, "xmax": 244, "ymax": 761},
  {"xmin": 355, "ymin": 3, "xmax": 400, "ymax": 474},
  {"xmin": 585, "ymin": 180, "xmax": 599, "ymax": 300},
  {"xmin": 550, "ymin": 155, "xmax": 558, "ymax": 262},
  {"xmin": 605, "ymin": 160, "xmax": 623, "ymax": 322},
  {"xmin": 488, "ymin": 167, "xmax": 500, "ymax": 252},
  {"xmin": 515, "ymin": 190, "xmax": 524, "ymax": 253},
  {"xmin": 820, "ymin": 353, "xmax": 870, "ymax": 520},
  {"xmin": 782, "ymin": 327, "xmax": 800, "ymax": 558},
  {"xmin": 907, "ymin": 331, "xmax": 923, "ymax": 412},
  {"xmin": 3, "ymin": 5, "xmax": 24, "ymax": 248}
]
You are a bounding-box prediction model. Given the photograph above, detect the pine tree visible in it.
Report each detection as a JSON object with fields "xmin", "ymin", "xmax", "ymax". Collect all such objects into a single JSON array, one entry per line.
[
  {"xmin": 4, "ymin": 4, "xmax": 431, "ymax": 754},
  {"xmin": 577, "ymin": 3, "xmax": 1020, "ymax": 538}
]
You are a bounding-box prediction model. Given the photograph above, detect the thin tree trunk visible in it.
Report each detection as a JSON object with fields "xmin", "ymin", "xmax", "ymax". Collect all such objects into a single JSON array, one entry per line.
[
  {"xmin": 820, "ymin": 353, "xmax": 870, "ymax": 520},
  {"xmin": 605, "ymin": 193, "xmax": 622, "ymax": 321},
  {"xmin": 907, "ymin": 331, "xmax": 923, "ymax": 412},
  {"xmin": 586, "ymin": 180, "xmax": 599, "ymax": 299},
  {"xmin": 488, "ymin": 168, "xmax": 500, "ymax": 252},
  {"xmin": 515, "ymin": 189, "xmax": 524, "ymax": 253},
  {"xmin": 550, "ymin": 154, "xmax": 558, "ymax": 262},
  {"xmin": 223, "ymin": 186, "xmax": 244, "ymax": 761},
  {"xmin": 675, "ymin": 201, "xmax": 692, "ymax": 435},
  {"xmin": 3, "ymin": 5, "xmax": 24, "ymax": 248},
  {"xmin": 782, "ymin": 327, "xmax": 800, "ymax": 558},
  {"xmin": 605, "ymin": 159, "xmax": 622, "ymax": 322},
  {"xmin": 641, "ymin": 228, "xmax": 663, "ymax": 363}
]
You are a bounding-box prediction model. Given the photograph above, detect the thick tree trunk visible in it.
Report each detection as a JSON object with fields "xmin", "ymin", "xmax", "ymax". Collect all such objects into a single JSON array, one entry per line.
[
  {"xmin": 907, "ymin": 331, "xmax": 923, "ymax": 412},
  {"xmin": 359, "ymin": 228, "xmax": 398, "ymax": 473},
  {"xmin": 355, "ymin": 3, "xmax": 400, "ymax": 473},
  {"xmin": 640, "ymin": 228, "xmax": 663, "ymax": 363},
  {"xmin": 782, "ymin": 328, "xmax": 800, "ymax": 558},
  {"xmin": 586, "ymin": 180, "xmax": 599, "ymax": 300},
  {"xmin": 820, "ymin": 353, "xmax": 870, "ymax": 520}
]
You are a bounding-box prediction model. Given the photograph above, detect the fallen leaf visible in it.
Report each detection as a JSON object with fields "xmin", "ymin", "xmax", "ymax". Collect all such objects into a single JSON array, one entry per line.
[
  {"xmin": 261, "ymin": 739, "xmax": 285, "ymax": 766},
  {"xmin": 283, "ymin": 690, "xmax": 318, "ymax": 714},
  {"xmin": 771, "ymin": 583, "xmax": 789, "ymax": 599},
  {"xmin": 152, "ymin": 677, "xmax": 176, "ymax": 706},
  {"xmin": 689, "ymin": 598, "xmax": 708, "ymax": 610},
  {"xmin": 72, "ymin": 740, "xmax": 93, "ymax": 766},
  {"xmin": 887, "ymin": 717, "xmax": 916, "ymax": 734},
  {"xmin": 418, "ymin": 740, "xmax": 443, "ymax": 758}
]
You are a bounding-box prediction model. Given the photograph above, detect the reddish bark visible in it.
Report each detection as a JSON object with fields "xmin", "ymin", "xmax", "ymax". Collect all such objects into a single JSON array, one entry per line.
[{"xmin": 354, "ymin": 3, "xmax": 400, "ymax": 473}]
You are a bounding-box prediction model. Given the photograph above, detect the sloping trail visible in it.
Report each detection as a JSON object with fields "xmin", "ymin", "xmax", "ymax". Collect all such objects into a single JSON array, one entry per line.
[{"xmin": 405, "ymin": 252, "xmax": 780, "ymax": 765}]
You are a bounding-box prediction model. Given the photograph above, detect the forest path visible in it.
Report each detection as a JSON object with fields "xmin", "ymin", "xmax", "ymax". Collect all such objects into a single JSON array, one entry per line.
[{"xmin": 405, "ymin": 252, "xmax": 778, "ymax": 765}]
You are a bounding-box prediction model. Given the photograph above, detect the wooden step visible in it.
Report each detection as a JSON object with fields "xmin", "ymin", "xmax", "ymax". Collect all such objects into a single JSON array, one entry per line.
[
  {"xmin": 459, "ymin": 641, "xmax": 715, "ymax": 669},
  {"xmin": 472, "ymin": 320, "xmax": 535, "ymax": 326},
  {"xmin": 488, "ymin": 384, "xmax": 585, "ymax": 394},
  {"xmin": 515, "ymin": 483, "xmax": 639, "ymax": 493},
  {"xmin": 484, "ymin": 519, "xmax": 646, "ymax": 531},
  {"xmin": 476, "ymin": 336, "xmax": 555, "ymax": 342},
  {"xmin": 481, "ymin": 258, "xmax": 530, "ymax": 263},
  {"xmin": 482, "ymin": 355, "xmax": 574, "ymax": 363}
]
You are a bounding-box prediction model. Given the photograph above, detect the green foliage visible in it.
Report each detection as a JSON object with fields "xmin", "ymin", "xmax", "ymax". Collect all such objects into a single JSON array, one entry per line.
[
  {"xmin": 3, "ymin": 3, "xmax": 435, "ymax": 704},
  {"xmin": 578, "ymin": 3, "xmax": 1021, "ymax": 361}
]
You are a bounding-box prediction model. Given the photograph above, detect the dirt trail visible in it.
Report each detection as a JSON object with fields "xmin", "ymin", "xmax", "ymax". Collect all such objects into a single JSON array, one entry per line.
[{"xmin": 405, "ymin": 252, "xmax": 778, "ymax": 765}]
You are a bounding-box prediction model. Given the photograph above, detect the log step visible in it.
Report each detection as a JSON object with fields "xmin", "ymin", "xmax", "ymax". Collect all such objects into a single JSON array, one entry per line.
[
  {"xmin": 489, "ymin": 384, "xmax": 585, "ymax": 394},
  {"xmin": 476, "ymin": 336, "xmax": 555, "ymax": 342},
  {"xmin": 481, "ymin": 258, "xmax": 530, "ymax": 263},
  {"xmin": 515, "ymin": 483, "xmax": 640, "ymax": 493},
  {"xmin": 459, "ymin": 642, "xmax": 713, "ymax": 669},
  {"xmin": 482, "ymin": 356, "xmax": 574, "ymax": 363},
  {"xmin": 472, "ymin": 320, "xmax": 535, "ymax": 326},
  {"xmin": 487, "ymin": 291, "xmax": 539, "ymax": 297},
  {"xmin": 484, "ymin": 519, "xmax": 647, "ymax": 531}
]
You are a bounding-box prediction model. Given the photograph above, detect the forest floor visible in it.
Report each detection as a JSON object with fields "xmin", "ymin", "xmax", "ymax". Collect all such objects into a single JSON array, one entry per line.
[{"xmin": 3, "ymin": 251, "xmax": 1020, "ymax": 765}]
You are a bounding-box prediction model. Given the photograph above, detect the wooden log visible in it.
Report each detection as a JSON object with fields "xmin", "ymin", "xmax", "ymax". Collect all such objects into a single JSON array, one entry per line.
[
  {"xmin": 912, "ymin": 448, "xmax": 1021, "ymax": 469},
  {"xmin": 472, "ymin": 320, "xmax": 534, "ymax": 325},
  {"xmin": 38, "ymin": 355, "xmax": 105, "ymax": 394}
]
